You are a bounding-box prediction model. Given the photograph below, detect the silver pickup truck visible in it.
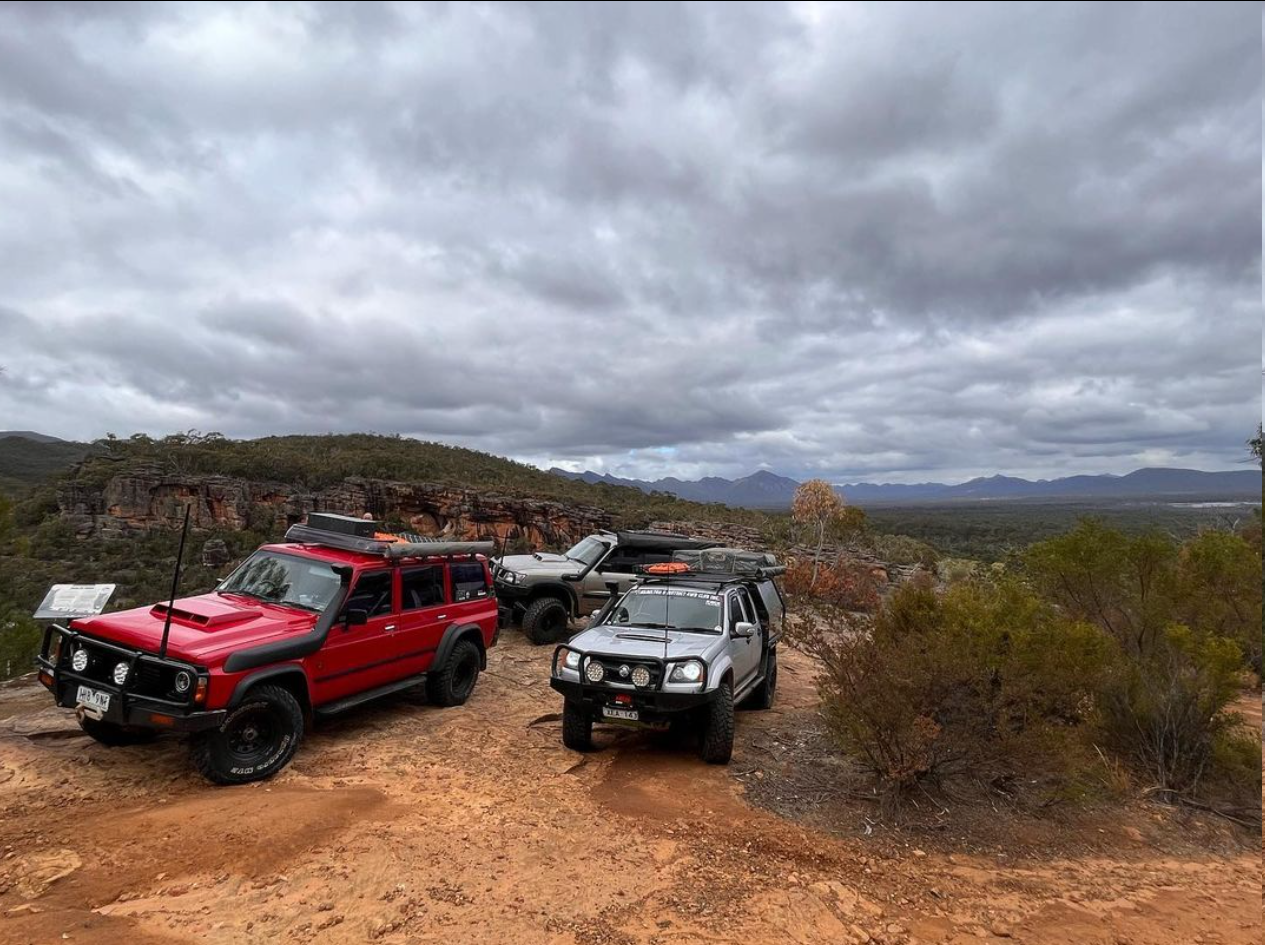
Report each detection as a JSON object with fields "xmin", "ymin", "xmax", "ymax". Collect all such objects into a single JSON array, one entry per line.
[{"xmin": 548, "ymin": 548, "xmax": 785, "ymax": 764}]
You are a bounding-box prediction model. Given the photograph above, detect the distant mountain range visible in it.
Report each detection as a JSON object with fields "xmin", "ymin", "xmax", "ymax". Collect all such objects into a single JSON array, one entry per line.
[
  {"xmin": 0, "ymin": 431, "xmax": 91, "ymax": 493},
  {"xmin": 549, "ymin": 468, "xmax": 803, "ymax": 508},
  {"xmin": 551, "ymin": 466, "xmax": 1262, "ymax": 508},
  {"xmin": 0, "ymin": 430, "xmax": 66, "ymax": 443}
]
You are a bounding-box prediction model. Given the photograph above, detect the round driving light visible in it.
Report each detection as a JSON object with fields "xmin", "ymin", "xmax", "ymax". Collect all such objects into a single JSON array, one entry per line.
[
  {"xmin": 174, "ymin": 670, "xmax": 193, "ymax": 694},
  {"xmin": 631, "ymin": 665, "xmax": 651, "ymax": 688},
  {"xmin": 584, "ymin": 660, "xmax": 606, "ymax": 683},
  {"xmin": 71, "ymin": 648, "xmax": 89, "ymax": 673},
  {"xmin": 112, "ymin": 661, "xmax": 130, "ymax": 686}
]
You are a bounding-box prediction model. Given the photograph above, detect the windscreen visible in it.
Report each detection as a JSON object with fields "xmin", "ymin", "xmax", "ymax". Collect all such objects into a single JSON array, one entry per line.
[
  {"xmin": 218, "ymin": 551, "xmax": 342, "ymax": 613},
  {"xmin": 565, "ymin": 536, "xmax": 609, "ymax": 567},
  {"xmin": 611, "ymin": 586, "xmax": 722, "ymax": 634}
]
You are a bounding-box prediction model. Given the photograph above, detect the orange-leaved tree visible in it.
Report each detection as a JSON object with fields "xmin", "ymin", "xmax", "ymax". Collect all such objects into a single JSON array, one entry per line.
[{"xmin": 791, "ymin": 479, "xmax": 862, "ymax": 588}]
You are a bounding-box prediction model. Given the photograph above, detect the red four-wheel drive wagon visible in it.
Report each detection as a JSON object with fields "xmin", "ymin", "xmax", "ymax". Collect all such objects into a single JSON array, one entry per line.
[{"xmin": 36, "ymin": 513, "xmax": 498, "ymax": 783}]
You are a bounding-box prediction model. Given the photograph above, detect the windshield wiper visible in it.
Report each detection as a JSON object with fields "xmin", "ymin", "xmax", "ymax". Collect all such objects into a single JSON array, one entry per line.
[{"xmin": 276, "ymin": 600, "xmax": 321, "ymax": 613}]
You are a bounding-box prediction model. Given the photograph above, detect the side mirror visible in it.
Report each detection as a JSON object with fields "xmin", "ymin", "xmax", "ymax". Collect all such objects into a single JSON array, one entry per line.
[
  {"xmin": 343, "ymin": 608, "xmax": 369, "ymax": 628},
  {"xmin": 733, "ymin": 621, "xmax": 756, "ymax": 639}
]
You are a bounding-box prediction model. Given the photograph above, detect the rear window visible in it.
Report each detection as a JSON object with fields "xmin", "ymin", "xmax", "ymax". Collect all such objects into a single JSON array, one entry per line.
[
  {"xmin": 402, "ymin": 565, "xmax": 446, "ymax": 610},
  {"xmin": 451, "ymin": 562, "xmax": 490, "ymax": 602}
]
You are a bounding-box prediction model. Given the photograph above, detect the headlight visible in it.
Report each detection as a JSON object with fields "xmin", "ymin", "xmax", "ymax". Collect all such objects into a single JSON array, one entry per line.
[
  {"xmin": 71, "ymin": 648, "xmax": 89, "ymax": 673},
  {"xmin": 562, "ymin": 648, "xmax": 581, "ymax": 670},
  {"xmin": 49, "ymin": 633, "xmax": 62, "ymax": 664},
  {"xmin": 631, "ymin": 665, "xmax": 651, "ymax": 688},
  {"xmin": 174, "ymin": 670, "xmax": 193, "ymax": 694},
  {"xmin": 669, "ymin": 660, "xmax": 704, "ymax": 684},
  {"xmin": 112, "ymin": 661, "xmax": 130, "ymax": 686},
  {"xmin": 500, "ymin": 570, "xmax": 521, "ymax": 585},
  {"xmin": 584, "ymin": 659, "xmax": 606, "ymax": 683}
]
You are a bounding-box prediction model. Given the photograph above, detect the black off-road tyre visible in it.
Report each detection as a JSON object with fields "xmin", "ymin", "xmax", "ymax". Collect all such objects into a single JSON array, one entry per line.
[
  {"xmin": 79, "ymin": 717, "xmax": 158, "ymax": 747},
  {"xmin": 191, "ymin": 684, "xmax": 304, "ymax": 785},
  {"xmin": 742, "ymin": 648, "xmax": 778, "ymax": 711},
  {"xmin": 562, "ymin": 699, "xmax": 593, "ymax": 752},
  {"xmin": 426, "ymin": 638, "xmax": 482, "ymax": 707},
  {"xmin": 522, "ymin": 596, "xmax": 571, "ymax": 645},
  {"xmin": 698, "ymin": 682, "xmax": 735, "ymax": 764}
]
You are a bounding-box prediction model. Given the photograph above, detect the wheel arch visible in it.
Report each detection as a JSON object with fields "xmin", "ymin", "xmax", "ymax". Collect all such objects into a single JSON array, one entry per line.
[
  {"xmin": 436, "ymin": 622, "xmax": 488, "ymax": 670},
  {"xmin": 707, "ymin": 655, "xmax": 736, "ymax": 692},
  {"xmin": 526, "ymin": 582, "xmax": 579, "ymax": 616},
  {"xmin": 227, "ymin": 665, "xmax": 313, "ymax": 721}
]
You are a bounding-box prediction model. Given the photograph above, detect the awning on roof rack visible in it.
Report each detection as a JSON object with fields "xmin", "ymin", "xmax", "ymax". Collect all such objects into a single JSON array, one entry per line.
[
  {"xmin": 284, "ymin": 523, "xmax": 494, "ymax": 559},
  {"xmin": 615, "ymin": 531, "xmax": 719, "ymax": 551},
  {"xmin": 671, "ymin": 547, "xmax": 785, "ymax": 578}
]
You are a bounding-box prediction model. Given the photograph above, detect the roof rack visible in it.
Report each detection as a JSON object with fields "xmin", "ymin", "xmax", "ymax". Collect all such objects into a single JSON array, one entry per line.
[
  {"xmin": 637, "ymin": 547, "xmax": 786, "ymax": 582},
  {"xmin": 284, "ymin": 522, "xmax": 494, "ymax": 560}
]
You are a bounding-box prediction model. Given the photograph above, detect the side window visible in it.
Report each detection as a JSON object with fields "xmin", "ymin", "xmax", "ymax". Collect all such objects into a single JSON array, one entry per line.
[
  {"xmin": 402, "ymin": 565, "xmax": 446, "ymax": 610},
  {"xmin": 450, "ymin": 563, "xmax": 490, "ymax": 603},
  {"xmin": 598, "ymin": 548, "xmax": 639, "ymax": 573},
  {"xmin": 729, "ymin": 590, "xmax": 751, "ymax": 628},
  {"xmin": 346, "ymin": 571, "xmax": 393, "ymax": 618}
]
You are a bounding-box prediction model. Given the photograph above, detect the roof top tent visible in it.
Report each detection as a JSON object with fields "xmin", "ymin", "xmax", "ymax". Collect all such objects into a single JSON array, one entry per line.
[
  {"xmin": 613, "ymin": 530, "xmax": 719, "ymax": 551},
  {"xmin": 285, "ymin": 513, "xmax": 494, "ymax": 559}
]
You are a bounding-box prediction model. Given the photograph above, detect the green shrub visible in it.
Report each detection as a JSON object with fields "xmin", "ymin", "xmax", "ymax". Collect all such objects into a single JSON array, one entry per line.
[
  {"xmin": 0, "ymin": 607, "xmax": 41, "ymax": 679},
  {"xmin": 800, "ymin": 577, "xmax": 1109, "ymax": 806},
  {"xmin": 1172, "ymin": 530, "xmax": 1262, "ymax": 675},
  {"xmin": 1097, "ymin": 624, "xmax": 1247, "ymax": 797}
]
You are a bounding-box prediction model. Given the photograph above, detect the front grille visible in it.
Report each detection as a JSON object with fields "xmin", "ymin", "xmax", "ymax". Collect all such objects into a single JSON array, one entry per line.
[
  {"xmin": 587, "ymin": 656, "xmax": 663, "ymax": 690},
  {"xmin": 64, "ymin": 636, "xmax": 194, "ymax": 704}
]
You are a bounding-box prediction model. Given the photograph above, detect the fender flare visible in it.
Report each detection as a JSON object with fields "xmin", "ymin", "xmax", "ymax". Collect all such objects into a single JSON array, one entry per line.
[
  {"xmin": 435, "ymin": 622, "xmax": 488, "ymax": 671},
  {"xmin": 708, "ymin": 654, "xmax": 737, "ymax": 692},
  {"xmin": 528, "ymin": 582, "xmax": 580, "ymax": 617},
  {"xmin": 226, "ymin": 664, "xmax": 312, "ymax": 709}
]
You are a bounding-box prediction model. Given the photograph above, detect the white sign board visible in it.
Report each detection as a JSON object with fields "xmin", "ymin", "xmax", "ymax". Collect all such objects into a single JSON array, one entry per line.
[{"xmin": 33, "ymin": 584, "xmax": 116, "ymax": 621}]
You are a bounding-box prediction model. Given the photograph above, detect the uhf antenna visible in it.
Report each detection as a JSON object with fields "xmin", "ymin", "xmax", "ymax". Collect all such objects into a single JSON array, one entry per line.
[{"xmin": 158, "ymin": 503, "xmax": 192, "ymax": 658}]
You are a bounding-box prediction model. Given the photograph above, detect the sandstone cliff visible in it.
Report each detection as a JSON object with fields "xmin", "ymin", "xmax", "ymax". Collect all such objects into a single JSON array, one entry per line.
[{"xmin": 58, "ymin": 466, "xmax": 612, "ymax": 549}]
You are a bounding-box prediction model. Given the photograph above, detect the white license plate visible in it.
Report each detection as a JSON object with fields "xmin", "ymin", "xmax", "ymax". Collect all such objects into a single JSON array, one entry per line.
[
  {"xmin": 602, "ymin": 706, "xmax": 639, "ymax": 721},
  {"xmin": 76, "ymin": 685, "xmax": 110, "ymax": 712}
]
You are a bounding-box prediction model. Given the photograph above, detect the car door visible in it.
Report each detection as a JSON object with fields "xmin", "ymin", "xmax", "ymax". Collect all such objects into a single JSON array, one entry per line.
[
  {"xmin": 583, "ymin": 545, "xmax": 634, "ymax": 612},
  {"xmin": 395, "ymin": 563, "xmax": 450, "ymax": 676},
  {"xmin": 312, "ymin": 567, "xmax": 403, "ymax": 704},
  {"xmin": 446, "ymin": 559, "xmax": 495, "ymax": 641},
  {"xmin": 727, "ymin": 587, "xmax": 762, "ymax": 689}
]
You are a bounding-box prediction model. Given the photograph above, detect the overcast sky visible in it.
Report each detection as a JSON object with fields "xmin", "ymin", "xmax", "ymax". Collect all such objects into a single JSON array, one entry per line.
[{"xmin": 0, "ymin": 2, "xmax": 1259, "ymax": 484}]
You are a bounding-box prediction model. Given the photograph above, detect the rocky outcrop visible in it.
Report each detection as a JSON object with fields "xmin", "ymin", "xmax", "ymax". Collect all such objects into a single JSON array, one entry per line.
[
  {"xmin": 58, "ymin": 467, "xmax": 612, "ymax": 549},
  {"xmin": 648, "ymin": 519, "xmax": 927, "ymax": 588}
]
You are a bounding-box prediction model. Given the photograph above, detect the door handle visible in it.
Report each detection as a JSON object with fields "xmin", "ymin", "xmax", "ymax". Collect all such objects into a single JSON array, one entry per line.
[
  {"xmin": 436, "ymin": 614, "xmax": 447, "ymax": 620},
  {"xmin": 384, "ymin": 624, "xmax": 397, "ymax": 632}
]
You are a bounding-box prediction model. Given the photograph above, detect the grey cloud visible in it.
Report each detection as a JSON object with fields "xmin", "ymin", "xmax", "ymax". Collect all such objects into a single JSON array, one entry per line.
[{"xmin": 0, "ymin": 2, "xmax": 1258, "ymax": 484}]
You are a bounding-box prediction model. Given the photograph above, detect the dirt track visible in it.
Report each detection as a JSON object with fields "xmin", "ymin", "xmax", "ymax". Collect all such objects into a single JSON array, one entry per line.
[{"xmin": 0, "ymin": 634, "xmax": 1258, "ymax": 945}]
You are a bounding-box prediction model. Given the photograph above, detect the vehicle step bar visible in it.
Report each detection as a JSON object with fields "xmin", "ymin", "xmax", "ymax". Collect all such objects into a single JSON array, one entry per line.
[{"xmin": 314, "ymin": 673, "xmax": 427, "ymax": 718}]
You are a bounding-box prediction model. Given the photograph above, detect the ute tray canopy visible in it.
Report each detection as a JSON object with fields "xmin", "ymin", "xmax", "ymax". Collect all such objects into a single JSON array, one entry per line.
[{"xmin": 285, "ymin": 522, "xmax": 494, "ymax": 560}]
